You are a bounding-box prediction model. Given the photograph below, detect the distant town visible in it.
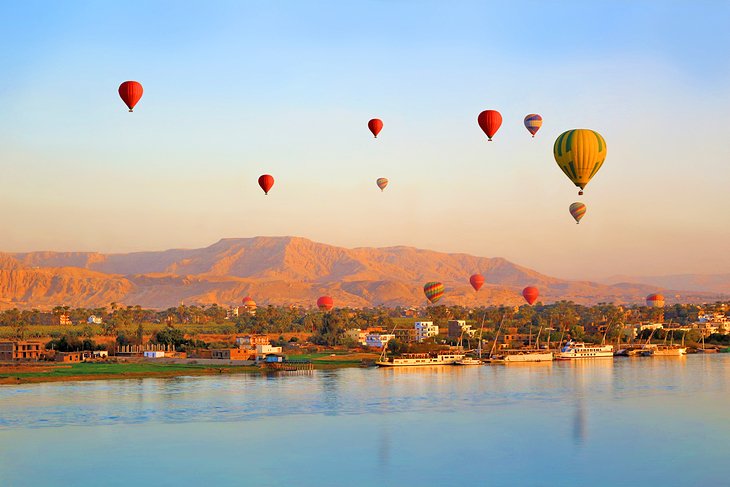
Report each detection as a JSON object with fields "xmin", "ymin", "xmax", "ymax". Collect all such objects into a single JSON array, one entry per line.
[{"xmin": 1, "ymin": 299, "xmax": 729, "ymax": 381}]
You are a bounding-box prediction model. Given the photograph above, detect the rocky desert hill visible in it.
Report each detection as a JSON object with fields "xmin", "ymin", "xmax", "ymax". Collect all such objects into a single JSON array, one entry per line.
[{"xmin": 0, "ymin": 237, "xmax": 725, "ymax": 309}]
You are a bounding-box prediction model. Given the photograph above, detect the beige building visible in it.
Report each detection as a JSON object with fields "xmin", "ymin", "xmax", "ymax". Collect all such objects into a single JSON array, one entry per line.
[
  {"xmin": 0, "ymin": 341, "xmax": 44, "ymax": 361},
  {"xmin": 211, "ymin": 348, "xmax": 255, "ymax": 360}
]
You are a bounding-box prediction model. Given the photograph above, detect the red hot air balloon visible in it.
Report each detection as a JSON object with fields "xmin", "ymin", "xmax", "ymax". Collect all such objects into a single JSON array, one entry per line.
[
  {"xmin": 522, "ymin": 286, "xmax": 539, "ymax": 305},
  {"xmin": 258, "ymin": 174, "xmax": 274, "ymax": 195},
  {"xmin": 118, "ymin": 81, "xmax": 143, "ymax": 112},
  {"xmin": 477, "ymin": 110, "xmax": 502, "ymax": 141},
  {"xmin": 646, "ymin": 293, "xmax": 665, "ymax": 308},
  {"xmin": 241, "ymin": 296, "xmax": 257, "ymax": 314},
  {"xmin": 368, "ymin": 118, "xmax": 383, "ymax": 138},
  {"xmin": 317, "ymin": 296, "xmax": 334, "ymax": 311},
  {"xmin": 470, "ymin": 273, "xmax": 485, "ymax": 292}
]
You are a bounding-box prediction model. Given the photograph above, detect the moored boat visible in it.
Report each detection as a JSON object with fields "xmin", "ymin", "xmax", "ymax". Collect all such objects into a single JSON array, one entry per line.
[
  {"xmin": 502, "ymin": 350, "xmax": 553, "ymax": 362},
  {"xmin": 556, "ymin": 341, "xmax": 614, "ymax": 360},
  {"xmin": 652, "ymin": 346, "xmax": 687, "ymax": 356},
  {"xmin": 377, "ymin": 351, "xmax": 466, "ymax": 367},
  {"xmin": 453, "ymin": 357, "xmax": 483, "ymax": 366}
]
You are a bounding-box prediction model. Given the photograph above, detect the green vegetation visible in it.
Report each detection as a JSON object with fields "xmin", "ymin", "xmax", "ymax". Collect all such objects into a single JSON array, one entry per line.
[
  {"xmin": 0, "ymin": 301, "xmax": 728, "ymax": 350},
  {"xmin": 0, "ymin": 362, "xmax": 259, "ymax": 380}
]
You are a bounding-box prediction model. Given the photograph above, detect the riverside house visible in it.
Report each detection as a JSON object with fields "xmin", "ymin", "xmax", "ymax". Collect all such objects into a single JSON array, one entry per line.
[{"xmin": 0, "ymin": 341, "xmax": 44, "ymax": 361}]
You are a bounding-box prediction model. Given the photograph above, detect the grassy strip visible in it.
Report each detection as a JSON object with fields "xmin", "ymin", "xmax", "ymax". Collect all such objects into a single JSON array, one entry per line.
[
  {"xmin": 0, "ymin": 358, "xmax": 369, "ymax": 384},
  {"xmin": 0, "ymin": 362, "xmax": 257, "ymax": 379}
]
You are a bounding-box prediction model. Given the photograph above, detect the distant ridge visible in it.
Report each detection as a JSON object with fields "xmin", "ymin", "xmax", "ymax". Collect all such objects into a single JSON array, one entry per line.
[
  {"xmin": 602, "ymin": 273, "xmax": 730, "ymax": 295},
  {"xmin": 0, "ymin": 237, "xmax": 725, "ymax": 309}
]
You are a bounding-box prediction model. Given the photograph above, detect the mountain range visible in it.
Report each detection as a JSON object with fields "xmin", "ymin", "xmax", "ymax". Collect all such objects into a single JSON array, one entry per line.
[{"xmin": 0, "ymin": 237, "xmax": 726, "ymax": 309}]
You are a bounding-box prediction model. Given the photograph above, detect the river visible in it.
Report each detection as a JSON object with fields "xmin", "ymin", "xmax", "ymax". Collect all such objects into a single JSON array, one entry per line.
[{"xmin": 1, "ymin": 355, "xmax": 729, "ymax": 486}]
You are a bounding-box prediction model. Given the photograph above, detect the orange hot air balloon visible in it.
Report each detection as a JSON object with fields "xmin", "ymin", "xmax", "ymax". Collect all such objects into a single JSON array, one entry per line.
[
  {"xmin": 376, "ymin": 178, "xmax": 388, "ymax": 191},
  {"xmin": 258, "ymin": 174, "xmax": 274, "ymax": 195},
  {"xmin": 241, "ymin": 296, "xmax": 257, "ymax": 314},
  {"xmin": 522, "ymin": 286, "xmax": 539, "ymax": 305},
  {"xmin": 317, "ymin": 296, "xmax": 334, "ymax": 311},
  {"xmin": 470, "ymin": 273, "xmax": 485, "ymax": 292},
  {"xmin": 477, "ymin": 110, "xmax": 502, "ymax": 141},
  {"xmin": 118, "ymin": 81, "xmax": 143, "ymax": 112},
  {"xmin": 646, "ymin": 293, "xmax": 665, "ymax": 308},
  {"xmin": 368, "ymin": 119, "xmax": 383, "ymax": 138}
]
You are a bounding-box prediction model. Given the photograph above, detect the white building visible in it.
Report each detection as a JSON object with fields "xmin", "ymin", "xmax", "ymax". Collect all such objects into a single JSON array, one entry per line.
[
  {"xmin": 698, "ymin": 312, "xmax": 730, "ymax": 334},
  {"xmin": 256, "ymin": 344, "xmax": 283, "ymax": 356},
  {"xmin": 345, "ymin": 328, "xmax": 368, "ymax": 346},
  {"xmin": 639, "ymin": 323, "xmax": 664, "ymax": 332},
  {"xmin": 87, "ymin": 315, "xmax": 103, "ymax": 325},
  {"xmin": 365, "ymin": 333, "xmax": 395, "ymax": 348},
  {"xmin": 143, "ymin": 351, "xmax": 165, "ymax": 358},
  {"xmin": 414, "ymin": 321, "xmax": 439, "ymax": 342}
]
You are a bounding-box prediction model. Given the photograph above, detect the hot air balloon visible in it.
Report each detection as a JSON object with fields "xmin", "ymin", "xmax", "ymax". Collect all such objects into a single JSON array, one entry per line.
[
  {"xmin": 118, "ymin": 81, "xmax": 143, "ymax": 112},
  {"xmin": 423, "ymin": 282, "xmax": 445, "ymax": 304},
  {"xmin": 477, "ymin": 110, "xmax": 502, "ymax": 141},
  {"xmin": 470, "ymin": 273, "xmax": 485, "ymax": 292},
  {"xmin": 317, "ymin": 296, "xmax": 334, "ymax": 312},
  {"xmin": 646, "ymin": 293, "xmax": 665, "ymax": 308},
  {"xmin": 522, "ymin": 286, "xmax": 539, "ymax": 305},
  {"xmin": 524, "ymin": 114, "xmax": 542, "ymax": 137},
  {"xmin": 368, "ymin": 118, "xmax": 383, "ymax": 138},
  {"xmin": 376, "ymin": 178, "xmax": 388, "ymax": 191},
  {"xmin": 258, "ymin": 174, "xmax": 274, "ymax": 195},
  {"xmin": 569, "ymin": 202, "xmax": 587, "ymax": 224},
  {"xmin": 553, "ymin": 129, "xmax": 607, "ymax": 195},
  {"xmin": 241, "ymin": 296, "xmax": 257, "ymax": 314}
]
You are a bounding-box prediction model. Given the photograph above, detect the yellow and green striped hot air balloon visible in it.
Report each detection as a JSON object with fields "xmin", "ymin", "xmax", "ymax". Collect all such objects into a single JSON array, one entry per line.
[
  {"xmin": 553, "ymin": 129, "xmax": 607, "ymax": 195},
  {"xmin": 423, "ymin": 281, "xmax": 445, "ymax": 304}
]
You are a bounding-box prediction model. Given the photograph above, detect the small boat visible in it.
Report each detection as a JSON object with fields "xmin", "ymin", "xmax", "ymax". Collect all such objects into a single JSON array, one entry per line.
[
  {"xmin": 614, "ymin": 346, "xmax": 644, "ymax": 357},
  {"xmin": 652, "ymin": 346, "xmax": 687, "ymax": 356},
  {"xmin": 376, "ymin": 351, "xmax": 466, "ymax": 367},
  {"xmin": 453, "ymin": 357, "xmax": 483, "ymax": 366},
  {"xmin": 556, "ymin": 341, "xmax": 614, "ymax": 360},
  {"xmin": 502, "ymin": 350, "xmax": 553, "ymax": 362}
]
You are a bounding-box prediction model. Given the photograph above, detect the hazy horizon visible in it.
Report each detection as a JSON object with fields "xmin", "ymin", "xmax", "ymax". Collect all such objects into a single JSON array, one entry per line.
[{"xmin": 1, "ymin": 2, "xmax": 729, "ymax": 280}]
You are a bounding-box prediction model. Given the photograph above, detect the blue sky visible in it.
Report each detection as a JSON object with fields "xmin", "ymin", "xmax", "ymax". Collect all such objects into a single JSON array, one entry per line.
[{"xmin": 0, "ymin": 1, "xmax": 728, "ymax": 279}]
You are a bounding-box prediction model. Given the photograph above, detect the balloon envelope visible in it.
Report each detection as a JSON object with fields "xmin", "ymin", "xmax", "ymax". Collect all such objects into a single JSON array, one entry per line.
[
  {"xmin": 258, "ymin": 174, "xmax": 274, "ymax": 195},
  {"xmin": 524, "ymin": 114, "xmax": 543, "ymax": 137},
  {"xmin": 317, "ymin": 296, "xmax": 334, "ymax": 311},
  {"xmin": 470, "ymin": 273, "xmax": 485, "ymax": 292},
  {"xmin": 477, "ymin": 110, "xmax": 502, "ymax": 141},
  {"xmin": 368, "ymin": 119, "xmax": 383, "ymax": 138},
  {"xmin": 376, "ymin": 178, "xmax": 388, "ymax": 191},
  {"xmin": 241, "ymin": 296, "xmax": 257, "ymax": 312},
  {"xmin": 646, "ymin": 293, "xmax": 665, "ymax": 308},
  {"xmin": 522, "ymin": 286, "xmax": 539, "ymax": 305},
  {"xmin": 118, "ymin": 81, "xmax": 143, "ymax": 112},
  {"xmin": 423, "ymin": 282, "xmax": 445, "ymax": 304},
  {"xmin": 553, "ymin": 129, "xmax": 607, "ymax": 195},
  {"xmin": 569, "ymin": 202, "xmax": 587, "ymax": 224}
]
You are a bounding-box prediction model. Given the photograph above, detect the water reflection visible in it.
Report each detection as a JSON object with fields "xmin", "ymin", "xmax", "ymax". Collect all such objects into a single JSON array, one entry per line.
[
  {"xmin": 2, "ymin": 356, "xmax": 730, "ymax": 486},
  {"xmin": 377, "ymin": 421, "xmax": 391, "ymax": 470},
  {"xmin": 573, "ymin": 398, "xmax": 587, "ymax": 445},
  {"xmin": 0, "ymin": 356, "xmax": 728, "ymax": 431}
]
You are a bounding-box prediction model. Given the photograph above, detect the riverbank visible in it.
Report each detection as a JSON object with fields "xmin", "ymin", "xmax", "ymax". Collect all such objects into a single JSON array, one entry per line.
[{"xmin": 0, "ymin": 352, "xmax": 379, "ymax": 385}]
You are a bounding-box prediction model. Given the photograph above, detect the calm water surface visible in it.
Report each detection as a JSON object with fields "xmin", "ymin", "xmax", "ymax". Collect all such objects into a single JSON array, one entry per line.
[{"xmin": 1, "ymin": 355, "xmax": 729, "ymax": 486}]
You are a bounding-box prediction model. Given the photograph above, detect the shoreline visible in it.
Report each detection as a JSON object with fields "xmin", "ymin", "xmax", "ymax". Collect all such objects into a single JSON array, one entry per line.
[{"xmin": 0, "ymin": 359, "xmax": 369, "ymax": 386}]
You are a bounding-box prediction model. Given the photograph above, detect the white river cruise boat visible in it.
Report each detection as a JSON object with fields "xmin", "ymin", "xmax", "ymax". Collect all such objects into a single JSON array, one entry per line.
[
  {"xmin": 376, "ymin": 351, "xmax": 465, "ymax": 367},
  {"xmin": 556, "ymin": 341, "xmax": 614, "ymax": 360}
]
